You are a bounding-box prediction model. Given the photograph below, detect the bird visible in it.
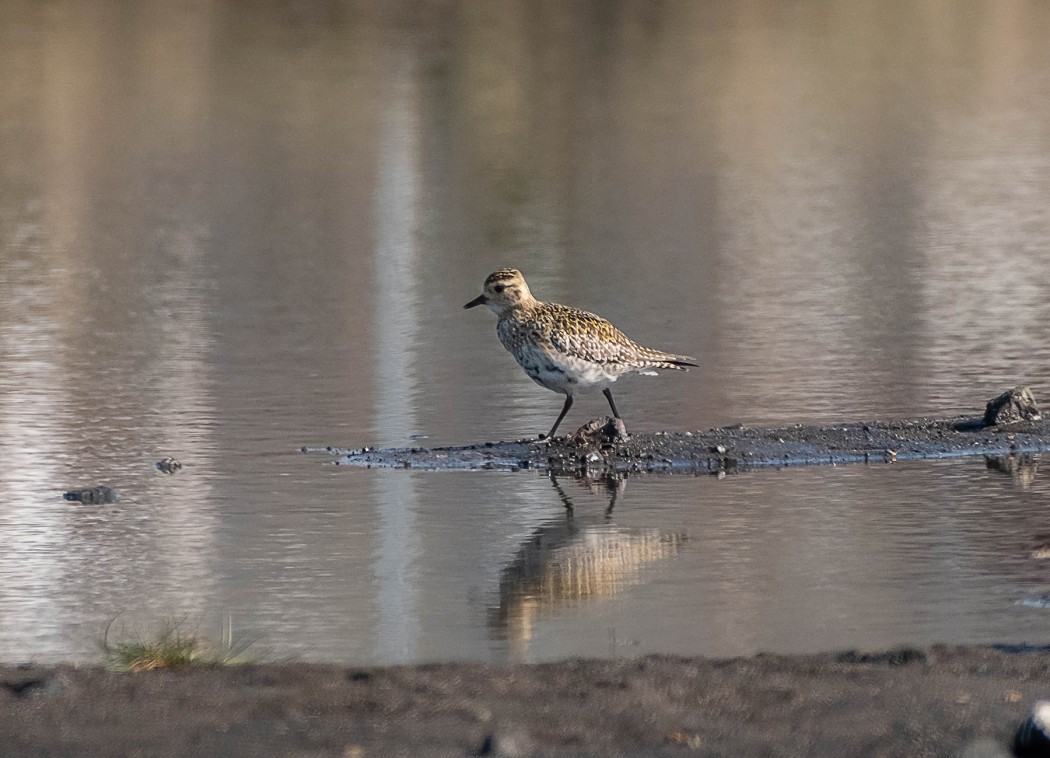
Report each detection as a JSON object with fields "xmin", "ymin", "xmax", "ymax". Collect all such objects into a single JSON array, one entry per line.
[{"xmin": 464, "ymin": 268, "xmax": 697, "ymax": 439}]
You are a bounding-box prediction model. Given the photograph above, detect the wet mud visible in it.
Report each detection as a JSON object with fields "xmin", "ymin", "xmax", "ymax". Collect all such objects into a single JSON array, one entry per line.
[
  {"xmin": 315, "ymin": 414, "xmax": 1050, "ymax": 476},
  {"xmin": 2, "ymin": 645, "xmax": 1047, "ymax": 756}
]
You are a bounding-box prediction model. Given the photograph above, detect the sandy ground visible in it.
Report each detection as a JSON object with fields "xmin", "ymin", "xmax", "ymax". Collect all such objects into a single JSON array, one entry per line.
[{"xmin": 2, "ymin": 645, "xmax": 1047, "ymax": 756}]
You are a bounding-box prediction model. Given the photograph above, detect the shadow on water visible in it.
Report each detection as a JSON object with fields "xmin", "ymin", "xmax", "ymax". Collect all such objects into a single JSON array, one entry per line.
[{"xmin": 488, "ymin": 474, "xmax": 687, "ymax": 657}]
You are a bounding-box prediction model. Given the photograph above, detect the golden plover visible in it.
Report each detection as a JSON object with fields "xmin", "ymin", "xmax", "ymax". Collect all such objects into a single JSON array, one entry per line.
[{"xmin": 464, "ymin": 268, "xmax": 697, "ymax": 439}]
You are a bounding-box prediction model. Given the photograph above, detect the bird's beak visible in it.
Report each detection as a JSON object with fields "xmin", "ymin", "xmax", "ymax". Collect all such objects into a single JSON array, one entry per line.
[{"xmin": 463, "ymin": 294, "xmax": 488, "ymax": 309}]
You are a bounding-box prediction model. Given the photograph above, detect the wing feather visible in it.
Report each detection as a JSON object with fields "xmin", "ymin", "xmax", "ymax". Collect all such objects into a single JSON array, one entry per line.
[{"xmin": 537, "ymin": 304, "xmax": 692, "ymax": 369}]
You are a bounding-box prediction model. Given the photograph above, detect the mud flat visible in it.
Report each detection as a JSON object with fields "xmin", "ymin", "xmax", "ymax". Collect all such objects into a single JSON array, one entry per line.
[
  {"xmin": 2, "ymin": 645, "xmax": 1047, "ymax": 756},
  {"xmin": 317, "ymin": 389, "xmax": 1050, "ymax": 475}
]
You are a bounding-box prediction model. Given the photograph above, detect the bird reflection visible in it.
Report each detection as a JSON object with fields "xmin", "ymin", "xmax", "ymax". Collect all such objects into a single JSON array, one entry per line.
[
  {"xmin": 985, "ymin": 453, "xmax": 1040, "ymax": 489},
  {"xmin": 551, "ymin": 472, "xmax": 624, "ymax": 517},
  {"xmin": 489, "ymin": 474, "xmax": 687, "ymax": 654}
]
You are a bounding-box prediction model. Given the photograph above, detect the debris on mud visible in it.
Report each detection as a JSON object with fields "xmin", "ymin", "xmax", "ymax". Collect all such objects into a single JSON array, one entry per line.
[
  {"xmin": 568, "ymin": 416, "xmax": 629, "ymax": 446},
  {"xmin": 312, "ymin": 388, "xmax": 1050, "ymax": 475}
]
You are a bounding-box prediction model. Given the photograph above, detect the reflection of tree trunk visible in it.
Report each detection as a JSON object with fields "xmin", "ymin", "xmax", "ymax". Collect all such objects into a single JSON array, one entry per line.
[{"xmin": 372, "ymin": 41, "xmax": 424, "ymax": 662}]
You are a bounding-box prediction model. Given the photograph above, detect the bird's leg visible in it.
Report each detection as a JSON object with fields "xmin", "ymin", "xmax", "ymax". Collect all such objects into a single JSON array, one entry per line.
[
  {"xmin": 543, "ymin": 395, "xmax": 574, "ymax": 440},
  {"xmin": 549, "ymin": 474, "xmax": 575, "ymax": 516},
  {"xmin": 603, "ymin": 388, "xmax": 621, "ymax": 419}
]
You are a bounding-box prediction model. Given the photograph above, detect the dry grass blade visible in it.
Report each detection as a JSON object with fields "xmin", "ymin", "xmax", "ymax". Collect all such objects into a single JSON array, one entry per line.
[{"xmin": 101, "ymin": 615, "xmax": 259, "ymax": 672}]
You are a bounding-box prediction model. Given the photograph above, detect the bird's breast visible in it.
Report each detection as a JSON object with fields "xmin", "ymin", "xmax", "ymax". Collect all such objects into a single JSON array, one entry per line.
[{"xmin": 516, "ymin": 342, "xmax": 619, "ymax": 393}]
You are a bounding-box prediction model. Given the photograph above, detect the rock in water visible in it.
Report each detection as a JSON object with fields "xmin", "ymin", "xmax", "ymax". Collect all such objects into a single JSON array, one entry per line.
[
  {"xmin": 984, "ymin": 386, "xmax": 1041, "ymax": 427},
  {"xmin": 155, "ymin": 457, "xmax": 183, "ymax": 474},
  {"xmin": 1015, "ymin": 700, "xmax": 1050, "ymax": 757},
  {"xmin": 63, "ymin": 486, "xmax": 118, "ymax": 504}
]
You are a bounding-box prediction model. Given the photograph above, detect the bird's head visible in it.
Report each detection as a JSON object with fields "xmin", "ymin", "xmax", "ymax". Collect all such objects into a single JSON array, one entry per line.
[{"xmin": 464, "ymin": 268, "xmax": 534, "ymax": 315}]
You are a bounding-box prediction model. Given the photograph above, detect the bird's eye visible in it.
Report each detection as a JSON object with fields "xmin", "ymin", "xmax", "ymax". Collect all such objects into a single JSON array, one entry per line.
[{"xmin": 494, "ymin": 284, "xmax": 505, "ymax": 294}]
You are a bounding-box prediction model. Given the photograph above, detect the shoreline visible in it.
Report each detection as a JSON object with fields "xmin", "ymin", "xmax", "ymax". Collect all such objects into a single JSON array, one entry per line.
[{"xmin": 3, "ymin": 645, "xmax": 1045, "ymax": 756}]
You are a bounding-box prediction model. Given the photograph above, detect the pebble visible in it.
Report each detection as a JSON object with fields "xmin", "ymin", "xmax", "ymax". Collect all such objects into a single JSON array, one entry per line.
[{"xmin": 155, "ymin": 457, "xmax": 182, "ymax": 474}]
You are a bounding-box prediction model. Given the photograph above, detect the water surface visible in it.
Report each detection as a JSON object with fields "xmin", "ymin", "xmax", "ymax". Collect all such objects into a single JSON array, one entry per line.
[{"xmin": 1, "ymin": 0, "xmax": 1050, "ymax": 663}]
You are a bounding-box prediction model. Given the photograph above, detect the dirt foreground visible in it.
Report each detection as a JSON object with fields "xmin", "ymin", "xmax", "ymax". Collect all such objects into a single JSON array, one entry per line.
[{"xmin": 3, "ymin": 645, "xmax": 1048, "ymax": 756}]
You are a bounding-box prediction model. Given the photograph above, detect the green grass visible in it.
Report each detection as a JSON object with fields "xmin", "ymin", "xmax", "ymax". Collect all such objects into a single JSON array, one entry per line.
[{"xmin": 102, "ymin": 615, "xmax": 259, "ymax": 672}]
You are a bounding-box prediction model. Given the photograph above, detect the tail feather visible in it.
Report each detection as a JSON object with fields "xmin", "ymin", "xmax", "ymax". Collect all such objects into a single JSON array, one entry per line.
[
  {"xmin": 652, "ymin": 359, "xmax": 697, "ymax": 371},
  {"xmin": 667, "ymin": 356, "xmax": 698, "ymax": 369},
  {"xmin": 637, "ymin": 353, "xmax": 698, "ymax": 372}
]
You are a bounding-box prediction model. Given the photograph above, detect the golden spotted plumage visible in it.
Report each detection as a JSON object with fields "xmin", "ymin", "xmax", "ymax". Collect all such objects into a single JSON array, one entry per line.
[
  {"xmin": 465, "ymin": 269, "xmax": 697, "ymax": 439},
  {"xmin": 498, "ymin": 303, "xmax": 692, "ymax": 373}
]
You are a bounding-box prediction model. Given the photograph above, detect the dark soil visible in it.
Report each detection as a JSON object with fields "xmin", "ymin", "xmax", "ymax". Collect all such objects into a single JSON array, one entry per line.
[
  {"xmin": 3, "ymin": 646, "xmax": 1046, "ymax": 756},
  {"xmin": 315, "ymin": 415, "xmax": 1050, "ymax": 476}
]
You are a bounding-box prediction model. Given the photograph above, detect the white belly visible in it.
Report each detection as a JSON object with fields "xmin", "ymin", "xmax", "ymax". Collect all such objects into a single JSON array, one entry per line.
[{"xmin": 514, "ymin": 343, "xmax": 619, "ymax": 394}]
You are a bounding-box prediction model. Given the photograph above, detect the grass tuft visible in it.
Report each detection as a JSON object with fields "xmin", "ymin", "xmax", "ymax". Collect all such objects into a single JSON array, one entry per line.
[{"xmin": 102, "ymin": 615, "xmax": 258, "ymax": 672}]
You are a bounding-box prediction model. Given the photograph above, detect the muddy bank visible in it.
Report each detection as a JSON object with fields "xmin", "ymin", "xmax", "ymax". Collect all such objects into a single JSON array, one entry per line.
[
  {"xmin": 316, "ymin": 414, "xmax": 1050, "ymax": 476},
  {"xmin": 3, "ymin": 645, "xmax": 1048, "ymax": 756}
]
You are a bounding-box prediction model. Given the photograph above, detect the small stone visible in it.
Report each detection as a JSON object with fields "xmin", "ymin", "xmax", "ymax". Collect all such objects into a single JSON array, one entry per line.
[
  {"xmin": 984, "ymin": 386, "xmax": 1041, "ymax": 427},
  {"xmin": 155, "ymin": 457, "xmax": 182, "ymax": 474}
]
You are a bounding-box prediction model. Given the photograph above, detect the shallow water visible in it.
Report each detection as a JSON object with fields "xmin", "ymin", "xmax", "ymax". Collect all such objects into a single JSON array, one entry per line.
[{"xmin": 1, "ymin": 0, "xmax": 1050, "ymax": 664}]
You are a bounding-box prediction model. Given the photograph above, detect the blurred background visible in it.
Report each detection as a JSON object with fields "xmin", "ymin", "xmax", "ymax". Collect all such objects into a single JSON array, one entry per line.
[{"xmin": 1, "ymin": 0, "xmax": 1049, "ymax": 664}]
